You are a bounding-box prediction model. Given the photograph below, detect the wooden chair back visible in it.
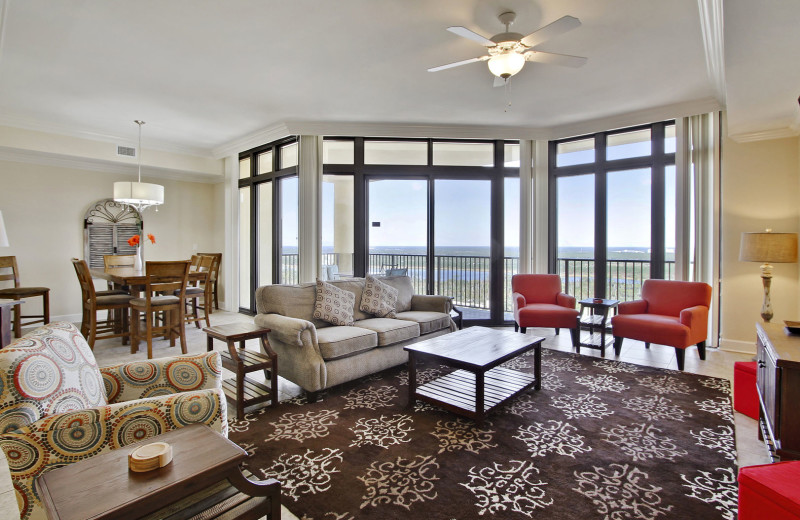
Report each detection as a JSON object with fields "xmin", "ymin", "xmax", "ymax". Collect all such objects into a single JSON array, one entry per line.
[
  {"xmin": 103, "ymin": 255, "xmax": 136, "ymax": 269},
  {"xmin": 0, "ymin": 256, "xmax": 21, "ymax": 288},
  {"xmin": 143, "ymin": 261, "xmax": 190, "ymax": 302},
  {"xmin": 197, "ymin": 253, "xmax": 221, "ymax": 280},
  {"xmin": 71, "ymin": 258, "xmax": 97, "ymax": 300}
]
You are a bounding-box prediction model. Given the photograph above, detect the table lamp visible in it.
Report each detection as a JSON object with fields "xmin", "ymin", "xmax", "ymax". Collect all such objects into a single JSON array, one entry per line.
[
  {"xmin": 740, "ymin": 229, "xmax": 798, "ymax": 321},
  {"xmin": 0, "ymin": 210, "xmax": 8, "ymax": 247}
]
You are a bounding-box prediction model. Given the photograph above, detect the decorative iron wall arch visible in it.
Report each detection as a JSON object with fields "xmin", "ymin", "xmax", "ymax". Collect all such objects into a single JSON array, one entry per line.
[{"xmin": 83, "ymin": 199, "xmax": 142, "ymax": 268}]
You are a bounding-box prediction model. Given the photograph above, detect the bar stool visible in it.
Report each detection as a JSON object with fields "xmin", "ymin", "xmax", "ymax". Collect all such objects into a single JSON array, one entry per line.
[
  {"xmin": 181, "ymin": 255, "xmax": 213, "ymax": 329},
  {"xmin": 71, "ymin": 258, "xmax": 133, "ymax": 349},
  {"xmin": 129, "ymin": 261, "xmax": 190, "ymax": 359},
  {"xmin": 0, "ymin": 256, "xmax": 49, "ymax": 338}
]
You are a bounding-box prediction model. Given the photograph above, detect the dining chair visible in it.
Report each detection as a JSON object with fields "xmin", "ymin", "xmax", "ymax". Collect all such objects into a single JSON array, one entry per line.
[
  {"xmin": 0, "ymin": 256, "xmax": 50, "ymax": 338},
  {"xmin": 129, "ymin": 260, "xmax": 190, "ymax": 359},
  {"xmin": 71, "ymin": 258, "xmax": 133, "ymax": 349},
  {"xmin": 182, "ymin": 255, "xmax": 213, "ymax": 329},
  {"xmin": 197, "ymin": 252, "xmax": 222, "ymax": 310}
]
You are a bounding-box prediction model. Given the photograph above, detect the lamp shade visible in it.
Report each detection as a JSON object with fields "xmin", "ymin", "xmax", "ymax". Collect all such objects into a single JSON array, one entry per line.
[
  {"xmin": 739, "ymin": 231, "xmax": 798, "ymax": 263},
  {"xmin": 488, "ymin": 52, "xmax": 525, "ymax": 78},
  {"xmin": 113, "ymin": 181, "xmax": 164, "ymax": 207},
  {"xmin": 0, "ymin": 210, "xmax": 8, "ymax": 247}
]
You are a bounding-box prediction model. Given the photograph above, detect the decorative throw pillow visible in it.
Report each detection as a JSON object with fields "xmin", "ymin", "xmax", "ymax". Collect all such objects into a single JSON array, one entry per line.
[
  {"xmin": 0, "ymin": 322, "xmax": 107, "ymax": 431},
  {"xmin": 360, "ymin": 274, "xmax": 399, "ymax": 318},
  {"xmin": 313, "ymin": 279, "xmax": 356, "ymax": 326}
]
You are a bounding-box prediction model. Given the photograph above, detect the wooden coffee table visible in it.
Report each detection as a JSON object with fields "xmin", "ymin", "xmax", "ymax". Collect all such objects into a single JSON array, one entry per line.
[
  {"xmin": 37, "ymin": 424, "xmax": 280, "ymax": 520},
  {"xmin": 404, "ymin": 327, "xmax": 544, "ymax": 424}
]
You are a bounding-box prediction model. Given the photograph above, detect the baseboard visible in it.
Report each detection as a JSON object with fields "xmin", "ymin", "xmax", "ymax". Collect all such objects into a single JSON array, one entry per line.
[
  {"xmin": 49, "ymin": 313, "xmax": 83, "ymax": 324},
  {"xmin": 718, "ymin": 338, "xmax": 756, "ymax": 354}
]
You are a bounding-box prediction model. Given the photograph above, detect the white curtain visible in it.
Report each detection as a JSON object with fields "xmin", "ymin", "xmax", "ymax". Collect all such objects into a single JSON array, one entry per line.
[{"xmin": 297, "ymin": 135, "xmax": 323, "ymax": 283}]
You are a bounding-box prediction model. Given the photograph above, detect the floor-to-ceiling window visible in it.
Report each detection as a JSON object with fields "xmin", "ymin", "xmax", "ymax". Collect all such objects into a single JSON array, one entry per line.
[
  {"xmin": 549, "ymin": 121, "xmax": 676, "ymax": 302},
  {"xmin": 238, "ymin": 137, "xmax": 298, "ymax": 313},
  {"xmin": 239, "ymin": 136, "xmax": 519, "ymax": 323}
]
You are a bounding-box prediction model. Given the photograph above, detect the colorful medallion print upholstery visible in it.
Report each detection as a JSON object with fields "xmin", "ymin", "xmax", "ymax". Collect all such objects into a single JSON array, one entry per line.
[
  {"xmin": 360, "ymin": 275, "xmax": 399, "ymax": 318},
  {"xmin": 0, "ymin": 322, "xmax": 106, "ymax": 432},
  {"xmin": 314, "ymin": 279, "xmax": 356, "ymax": 326},
  {"xmin": 0, "ymin": 323, "xmax": 226, "ymax": 520}
]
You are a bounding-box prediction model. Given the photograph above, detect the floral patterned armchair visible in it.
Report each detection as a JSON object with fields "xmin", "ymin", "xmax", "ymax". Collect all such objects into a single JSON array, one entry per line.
[{"xmin": 0, "ymin": 322, "xmax": 227, "ymax": 520}]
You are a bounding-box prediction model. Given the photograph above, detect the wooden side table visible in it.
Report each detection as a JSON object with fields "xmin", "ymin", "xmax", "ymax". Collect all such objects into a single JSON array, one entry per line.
[
  {"xmin": 205, "ymin": 322, "xmax": 278, "ymax": 420},
  {"xmin": 576, "ymin": 298, "xmax": 619, "ymax": 356},
  {"xmin": 38, "ymin": 424, "xmax": 281, "ymax": 520}
]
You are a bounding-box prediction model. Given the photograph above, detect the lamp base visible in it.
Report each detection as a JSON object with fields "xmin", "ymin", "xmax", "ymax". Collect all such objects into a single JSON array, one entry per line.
[{"xmin": 760, "ymin": 265, "xmax": 773, "ymax": 322}]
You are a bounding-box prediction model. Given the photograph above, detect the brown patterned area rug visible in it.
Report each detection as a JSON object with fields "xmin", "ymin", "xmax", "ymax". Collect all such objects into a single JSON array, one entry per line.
[{"xmin": 228, "ymin": 348, "xmax": 738, "ymax": 520}]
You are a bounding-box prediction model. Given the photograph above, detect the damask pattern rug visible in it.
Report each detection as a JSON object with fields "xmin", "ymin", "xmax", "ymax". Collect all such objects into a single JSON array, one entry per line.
[{"xmin": 229, "ymin": 348, "xmax": 738, "ymax": 520}]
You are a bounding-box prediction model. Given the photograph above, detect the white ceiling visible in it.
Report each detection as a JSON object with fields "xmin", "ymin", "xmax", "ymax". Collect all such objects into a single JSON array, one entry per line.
[{"xmin": 0, "ymin": 0, "xmax": 797, "ymax": 157}]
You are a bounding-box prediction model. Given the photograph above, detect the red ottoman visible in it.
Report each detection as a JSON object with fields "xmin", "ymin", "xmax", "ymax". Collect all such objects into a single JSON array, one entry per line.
[
  {"xmin": 734, "ymin": 361, "xmax": 759, "ymax": 420},
  {"xmin": 739, "ymin": 462, "xmax": 800, "ymax": 519}
]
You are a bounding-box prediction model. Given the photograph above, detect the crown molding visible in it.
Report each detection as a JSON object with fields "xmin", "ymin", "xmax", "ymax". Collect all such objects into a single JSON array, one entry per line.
[
  {"xmin": 728, "ymin": 126, "xmax": 800, "ymax": 143},
  {"xmin": 548, "ymin": 97, "xmax": 723, "ymax": 140},
  {"xmin": 0, "ymin": 114, "xmax": 214, "ymax": 158},
  {"xmin": 697, "ymin": 0, "xmax": 726, "ymax": 105},
  {"xmin": 0, "ymin": 146, "xmax": 223, "ymax": 183},
  {"xmin": 212, "ymin": 122, "xmax": 292, "ymax": 159},
  {"xmin": 284, "ymin": 121, "xmax": 551, "ymax": 141}
]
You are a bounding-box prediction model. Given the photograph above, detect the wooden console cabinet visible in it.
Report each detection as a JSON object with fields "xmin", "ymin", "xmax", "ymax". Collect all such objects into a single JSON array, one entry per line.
[{"xmin": 756, "ymin": 321, "xmax": 800, "ymax": 460}]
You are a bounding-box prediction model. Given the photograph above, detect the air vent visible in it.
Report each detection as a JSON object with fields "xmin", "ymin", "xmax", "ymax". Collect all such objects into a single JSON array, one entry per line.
[{"xmin": 117, "ymin": 145, "xmax": 136, "ymax": 158}]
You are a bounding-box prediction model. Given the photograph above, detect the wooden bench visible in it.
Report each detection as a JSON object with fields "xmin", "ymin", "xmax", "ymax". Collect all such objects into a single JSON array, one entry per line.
[{"xmin": 205, "ymin": 323, "xmax": 278, "ymax": 420}]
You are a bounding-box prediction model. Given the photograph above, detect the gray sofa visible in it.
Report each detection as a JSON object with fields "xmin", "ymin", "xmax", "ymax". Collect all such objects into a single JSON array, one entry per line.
[{"xmin": 254, "ymin": 276, "xmax": 455, "ymax": 401}]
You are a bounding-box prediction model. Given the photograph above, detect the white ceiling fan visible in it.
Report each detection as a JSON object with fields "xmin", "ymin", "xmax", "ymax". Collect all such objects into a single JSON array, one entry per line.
[{"xmin": 429, "ymin": 11, "xmax": 587, "ymax": 87}]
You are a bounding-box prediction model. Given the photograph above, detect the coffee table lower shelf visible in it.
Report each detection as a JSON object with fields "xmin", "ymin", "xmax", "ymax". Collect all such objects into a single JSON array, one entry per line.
[{"xmin": 416, "ymin": 367, "xmax": 537, "ymax": 416}]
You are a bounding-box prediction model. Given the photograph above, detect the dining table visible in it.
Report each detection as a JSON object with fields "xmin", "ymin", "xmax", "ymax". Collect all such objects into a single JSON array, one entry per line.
[{"xmin": 90, "ymin": 266, "xmax": 210, "ymax": 297}]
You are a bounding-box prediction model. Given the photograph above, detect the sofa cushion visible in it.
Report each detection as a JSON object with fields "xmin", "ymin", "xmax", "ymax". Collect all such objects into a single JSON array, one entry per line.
[
  {"xmin": 395, "ymin": 311, "xmax": 451, "ymax": 335},
  {"xmin": 354, "ymin": 318, "xmax": 420, "ymax": 346},
  {"xmin": 360, "ymin": 275, "xmax": 399, "ymax": 318},
  {"xmin": 313, "ymin": 279, "xmax": 356, "ymax": 326},
  {"xmin": 380, "ymin": 276, "xmax": 414, "ymax": 312},
  {"xmin": 0, "ymin": 322, "xmax": 107, "ymax": 432},
  {"xmin": 316, "ymin": 326, "xmax": 377, "ymax": 360}
]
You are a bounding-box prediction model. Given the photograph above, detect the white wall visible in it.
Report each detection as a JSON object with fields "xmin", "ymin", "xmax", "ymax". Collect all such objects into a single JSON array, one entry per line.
[
  {"xmin": 0, "ymin": 159, "xmax": 224, "ymax": 322},
  {"xmin": 719, "ymin": 135, "xmax": 800, "ymax": 352}
]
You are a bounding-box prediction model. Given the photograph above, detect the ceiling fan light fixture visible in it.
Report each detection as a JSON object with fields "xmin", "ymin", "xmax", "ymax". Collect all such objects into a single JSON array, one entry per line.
[{"xmin": 488, "ymin": 52, "xmax": 525, "ymax": 78}]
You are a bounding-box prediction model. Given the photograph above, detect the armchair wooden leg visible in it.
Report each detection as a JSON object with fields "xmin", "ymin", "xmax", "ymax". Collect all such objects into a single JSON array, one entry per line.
[
  {"xmin": 613, "ymin": 336, "xmax": 623, "ymax": 356},
  {"xmin": 697, "ymin": 341, "xmax": 706, "ymax": 360},
  {"xmin": 569, "ymin": 327, "xmax": 579, "ymax": 348},
  {"xmin": 555, "ymin": 328, "xmax": 560, "ymax": 335},
  {"xmin": 675, "ymin": 348, "xmax": 685, "ymax": 371},
  {"xmin": 306, "ymin": 390, "xmax": 319, "ymax": 403},
  {"xmin": 520, "ymin": 327, "xmax": 527, "ymax": 334},
  {"xmin": 645, "ymin": 342, "xmax": 650, "ymax": 349},
  {"xmin": 514, "ymin": 322, "xmax": 519, "ymax": 332}
]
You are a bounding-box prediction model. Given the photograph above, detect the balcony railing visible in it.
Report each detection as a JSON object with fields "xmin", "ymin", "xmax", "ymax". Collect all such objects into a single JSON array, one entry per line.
[
  {"xmin": 277, "ymin": 254, "xmax": 672, "ymax": 313},
  {"xmin": 559, "ymin": 257, "xmax": 676, "ymax": 302}
]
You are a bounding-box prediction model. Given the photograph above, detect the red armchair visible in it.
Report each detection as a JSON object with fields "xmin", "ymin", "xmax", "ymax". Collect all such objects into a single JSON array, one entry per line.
[
  {"xmin": 610, "ymin": 279, "xmax": 712, "ymax": 371},
  {"xmin": 512, "ymin": 274, "xmax": 579, "ymax": 346}
]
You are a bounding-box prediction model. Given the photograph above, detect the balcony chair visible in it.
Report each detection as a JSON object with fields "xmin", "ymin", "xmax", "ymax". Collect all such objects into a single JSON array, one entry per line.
[
  {"xmin": 611, "ymin": 279, "xmax": 712, "ymax": 371},
  {"xmin": 71, "ymin": 258, "xmax": 133, "ymax": 349},
  {"xmin": 0, "ymin": 255, "xmax": 49, "ymax": 338},
  {"xmin": 0, "ymin": 321, "xmax": 226, "ymax": 520},
  {"xmin": 197, "ymin": 252, "xmax": 222, "ymax": 310},
  {"xmin": 511, "ymin": 273, "xmax": 579, "ymax": 346},
  {"xmin": 129, "ymin": 260, "xmax": 190, "ymax": 359}
]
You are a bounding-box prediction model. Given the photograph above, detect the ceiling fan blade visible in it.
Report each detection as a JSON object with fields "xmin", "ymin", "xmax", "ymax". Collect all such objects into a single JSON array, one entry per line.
[
  {"xmin": 520, "ymin": 15, "xmax": 581, "ymax": 48},
  {"xmin": 447, "ymin": 26, "xmax": 496, "ymax": 47},
  {"xmin": 525, "ymin": 50, "xmax": 587, "ymax": 68},
  {"xmin": 493, "ymin": 76, "xmax": 506, "ymax": 88},
  {"xmin": 428, "ymin": 56, "xmax": 489, "ymax": 72}
]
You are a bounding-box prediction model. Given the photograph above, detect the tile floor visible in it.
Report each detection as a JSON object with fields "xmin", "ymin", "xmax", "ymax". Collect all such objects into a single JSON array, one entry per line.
[{"xmin": 0, "ymin": 311, "xmax": 770, "ymax": 519}]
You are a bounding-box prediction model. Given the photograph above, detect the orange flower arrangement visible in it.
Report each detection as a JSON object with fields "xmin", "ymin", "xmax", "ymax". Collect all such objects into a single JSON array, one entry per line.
[{"xmin": 127, "ymin": 234, "xmax": 156, "ymax": 247}]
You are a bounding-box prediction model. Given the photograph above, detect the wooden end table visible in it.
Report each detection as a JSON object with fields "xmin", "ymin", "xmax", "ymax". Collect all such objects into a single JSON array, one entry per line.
[
  {"xmin": 404, "ymin": 327, "xmax": 544, "ymax": 425},
  {"xmin": 38, "ymin": 424, "xmax": 281, "ymax": 520},
  {"xmin": 205, "ymin": 323, "xmax": 278, "ymax": 420},
  {"xmin": 576, "ymin": 298, "xmax": 619, "ymax": 356}
]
